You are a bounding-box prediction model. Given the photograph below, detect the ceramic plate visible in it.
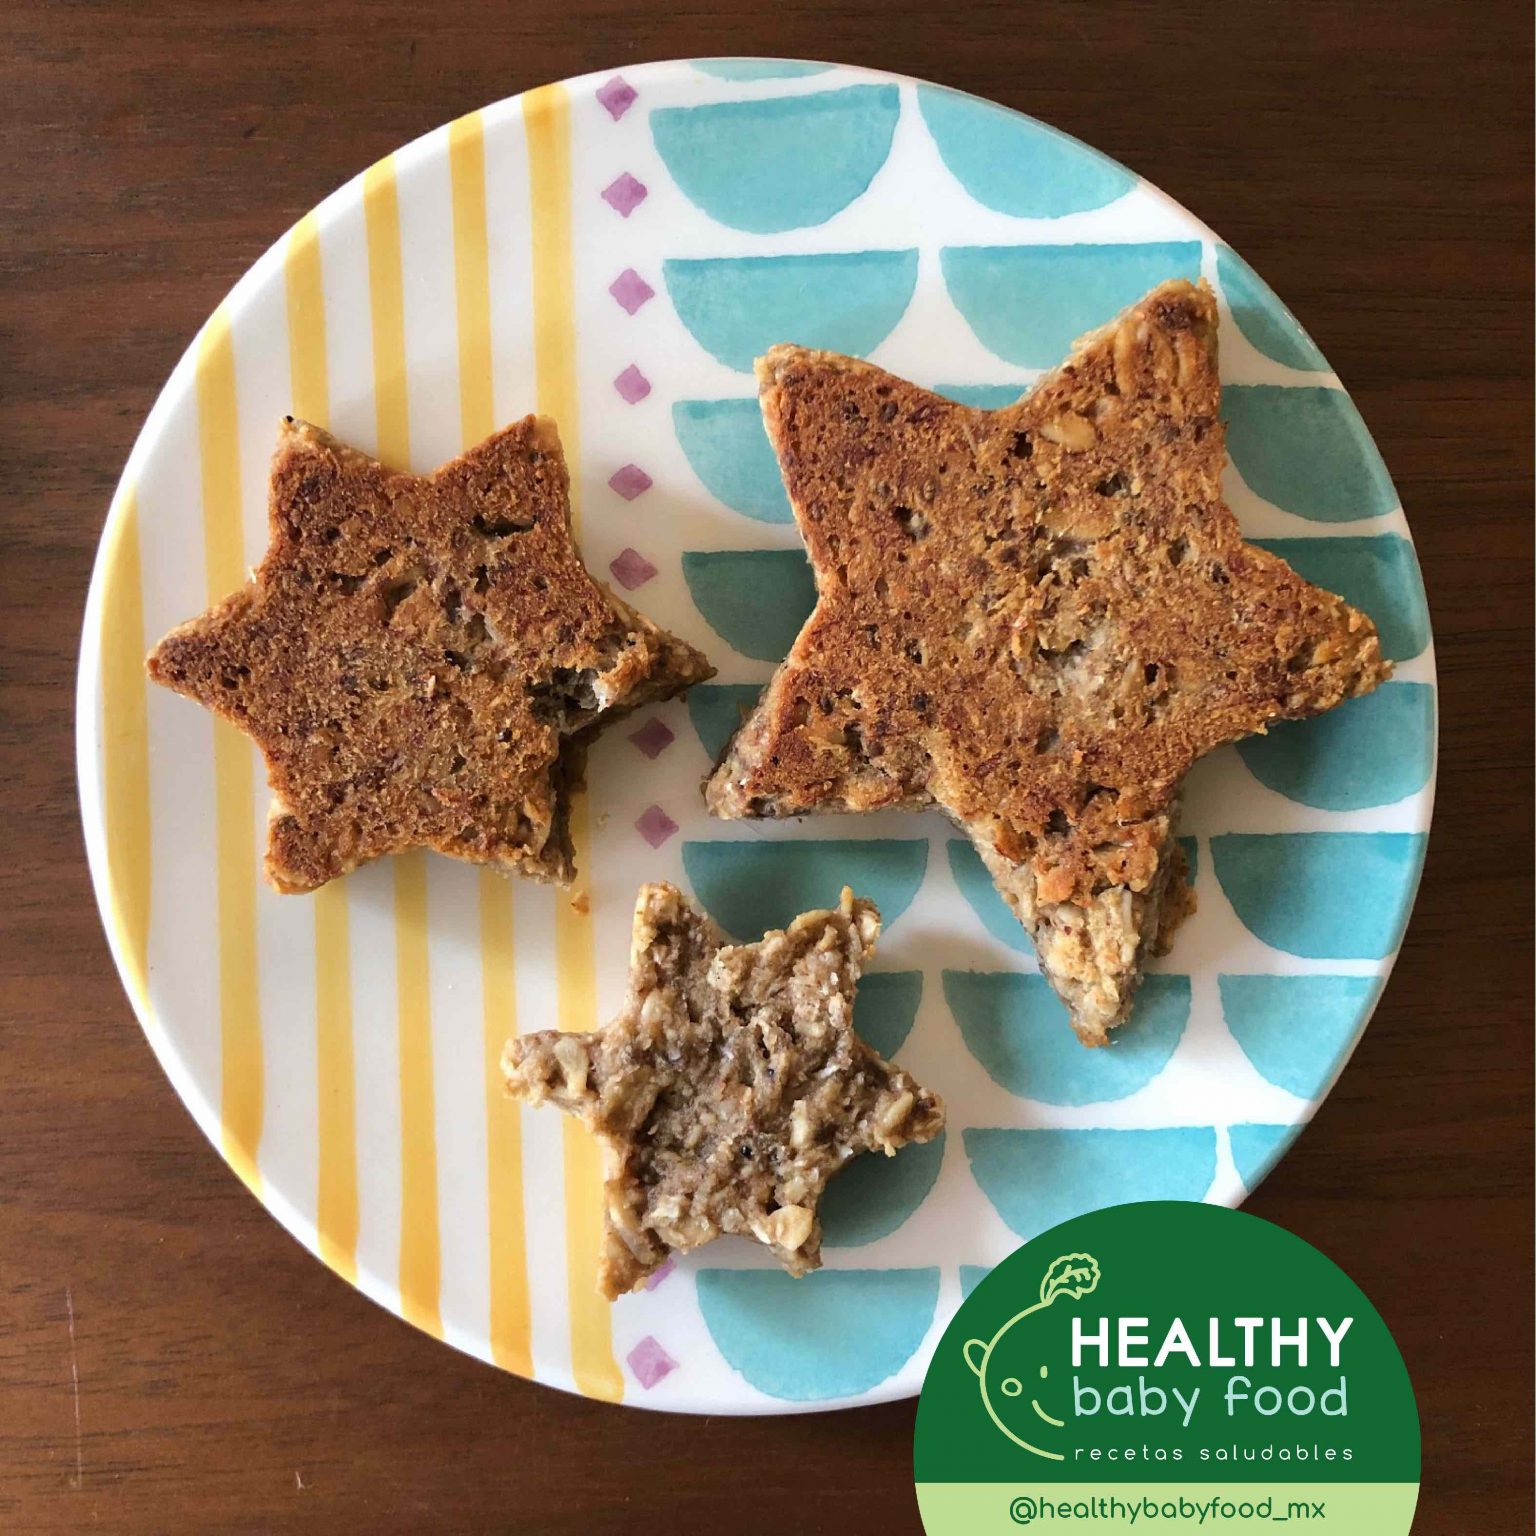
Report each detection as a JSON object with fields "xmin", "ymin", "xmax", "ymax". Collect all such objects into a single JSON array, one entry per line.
[{"xmin": 76, "ymin": 59, "xmax": 1435, "ymax": 1413}]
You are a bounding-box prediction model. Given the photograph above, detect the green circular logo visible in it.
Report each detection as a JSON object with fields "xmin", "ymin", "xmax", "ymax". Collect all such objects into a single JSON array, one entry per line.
[{"xmin": 915, "ymin": 1203, "xmax": 1419, "ymax": 1533}]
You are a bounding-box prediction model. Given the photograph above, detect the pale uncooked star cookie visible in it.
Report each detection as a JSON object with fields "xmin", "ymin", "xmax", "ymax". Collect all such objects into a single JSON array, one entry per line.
[{"xmin": 503, "ymin": 882, "xmax": 944, "ymax": 1298}]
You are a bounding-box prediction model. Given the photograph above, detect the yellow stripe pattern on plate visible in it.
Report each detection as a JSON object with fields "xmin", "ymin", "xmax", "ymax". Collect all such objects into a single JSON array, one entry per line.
[
  {"xmin": 195, "ymin": 313, "xmax": 263, "ymax": 1197},
  {"xmin": 98, "ymin": 488, "xmax": 152, "ymax": 1021},
  {"xmin": 115, "ymin": 103, "xmax": 622, "ymax": 1391},
  {"xmin": 525, "ymin": 80, "xmax": 624, "ymax": 1403},
  {"xmin": 284, "ymin": 211, "xmax": 360, "ymax": 1284},
  {"xmin": 450, "ymin": 108, "xmax": 534, "ymax": 1376},
  {"xmin": 364, "ymin": 153, "xmax": 443, "ymax": 1337}
]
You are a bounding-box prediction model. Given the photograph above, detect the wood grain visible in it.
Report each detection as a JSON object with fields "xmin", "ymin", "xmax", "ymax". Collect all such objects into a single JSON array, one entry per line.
[{"xmin": 2, "ymin": 2, "xmax": 1531, "ymax": 1531}]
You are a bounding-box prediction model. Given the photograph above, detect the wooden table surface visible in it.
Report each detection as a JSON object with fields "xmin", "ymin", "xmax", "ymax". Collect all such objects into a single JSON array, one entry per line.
[{"xmin": 3, "ymin": 2, "xmax": 1531, "ymax": 1531}]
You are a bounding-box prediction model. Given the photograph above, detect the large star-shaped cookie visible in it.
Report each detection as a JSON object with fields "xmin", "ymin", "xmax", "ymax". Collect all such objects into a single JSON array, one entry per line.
[
  {"xmin": 503, "ymin": 883, "xmax": 944, "ymax": 1297},
  {"xmin": 149, "ymin": 417, "xmax": 712, "ymax": 892},
  {"xmin": 706, "ymin": 280, "xmax": 1391, "ymax": 1045}
]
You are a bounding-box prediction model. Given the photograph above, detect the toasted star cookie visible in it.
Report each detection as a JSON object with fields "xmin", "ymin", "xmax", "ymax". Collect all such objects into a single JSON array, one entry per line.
[
  {"xmin": 503, "ymin": 883, "xmax": 944, "ymax": 1298},
  {"xmin": 706, "ymin": 280, "xmax": 1391, "ymax": 1046},
  {"xmin": 148, "ymin": 416, "xmax": 712, "ymax": 892}
]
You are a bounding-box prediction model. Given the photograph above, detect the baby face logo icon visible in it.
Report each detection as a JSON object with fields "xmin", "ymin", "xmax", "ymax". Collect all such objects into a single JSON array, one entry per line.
[{"xmin": 962, "ymin": 1252, "xmax": 1101, "ymax": 1460}]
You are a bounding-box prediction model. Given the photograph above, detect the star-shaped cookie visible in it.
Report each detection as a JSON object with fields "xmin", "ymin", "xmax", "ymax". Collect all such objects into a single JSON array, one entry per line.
[
  {"xmin": 148, "ymin": 416, "xmax": 712, "ymax": 892},
  {"xmin": 706, "ymin": 280, "xmax": 1391, "ymax": 1045},
  {"xmin": 502, "ymin": 882, "xmax": 944, "ymax": 1297}
]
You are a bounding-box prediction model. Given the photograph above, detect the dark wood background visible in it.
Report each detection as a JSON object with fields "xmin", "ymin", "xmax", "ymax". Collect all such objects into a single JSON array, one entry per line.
[{"xmin": 3, "ymin": 2, "xmax": 1531, "ymax": 1531}]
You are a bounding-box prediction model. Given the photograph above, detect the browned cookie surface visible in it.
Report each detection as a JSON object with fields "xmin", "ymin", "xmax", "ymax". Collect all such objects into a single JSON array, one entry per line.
[
  {"xmin": 148, "ymin": 417, "xmax": 712, "ymax": 892},
  {"xmin": 707, "ymin": 280, "xmax": 1391, "ymax": 1043},
  {"xmin": 502, "ymin": 883, "xmax": 944, "ymax": 1298}
]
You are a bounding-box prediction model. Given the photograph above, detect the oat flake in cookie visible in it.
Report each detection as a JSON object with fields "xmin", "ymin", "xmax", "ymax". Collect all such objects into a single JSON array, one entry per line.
[
  {"xmin": 147, "ymin": 416, "xmax": 712, "ymax": 892},
  {"xmin": 502, "ymin": 883, "xmax": 945, "ymax": 1298},
  {"xmin": 706, "ymin": 280, "xmax": 1391, "ymax": 1047}
]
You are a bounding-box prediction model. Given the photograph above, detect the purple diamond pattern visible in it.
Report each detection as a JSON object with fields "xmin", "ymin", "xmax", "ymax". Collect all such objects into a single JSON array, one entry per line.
[
  {"xmin": 609, "ymin": 268, "xmax": 654, "ymax": 315},
  {"xmin": 628, "ymin": 718, "xmax": 675, "ymax": 759},
  {"xmin": 635, "ymin": 805, "xmax": 678, "ymax": 849},
  {"xmin": 608, "ymin": 464, "xmax": 653, "ymax": 501},
  {"xmin": 609, "ymin": 547, "xmax": 657, "ymax": 590},
  {"xmin": 643, "ymin": 1258, "xmax": 676, "ymax": 1292},
  {"xmin": 601, "ymin": 173, "xmax": 648, "ymax": 218},
  {"xmin": 627, "ymin": 1335, "xmax": 678, "ymax": 1390},
  {"xmin": 613, "ymin": 364, "xmax": 651, "ymax": 404},
  {"xmin": 596, "ymin": 75, "xmax": 637, "ymax": 121}
]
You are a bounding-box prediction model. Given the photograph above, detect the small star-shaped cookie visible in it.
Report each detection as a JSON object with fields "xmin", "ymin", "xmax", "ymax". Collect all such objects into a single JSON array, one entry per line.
[
  {"xmin": 502, "ymin": 882, "xmax": 944, "ymax": 1297},
  {"xmin": 148, "ymin": 416, "xmax": 712, "ymax": 892},
  {"xmin": 706, "ymin": 280, "xmax": 1391, "ymax": 1045}
]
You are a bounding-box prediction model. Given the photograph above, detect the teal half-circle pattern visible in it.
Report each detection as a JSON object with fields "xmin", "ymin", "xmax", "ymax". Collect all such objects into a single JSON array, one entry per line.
[
  {"xmin": 948, "ymin": 837, "xmax": 1198, "ymax": 953},
  {"xmin": 664, "ymin": 251, "xmax": 919, "ymax": 372},
  {"xmin": 1219, "ymin": 974, "xmax": 1380, "ymax": 1100},
  {"xmin": 1253, "ymin": 536, "xmax": 1428, "ymax": 663},
  {"xmin": 682, "ymin": 838, "xmax": 929, "ymax": 940},
  {"xmin": 947, "ymin": 839, "xmax": 1027, "ymax": 951},
  {"xmin": 1215, "ymin": 247, "xmax": 1328, "ymax": 372},
  {"xmin": 822, "ymin": 1132, "xmax": 946, "ymax": 1248},
  {"xmin": 944, "ymin": 972, "xmax": 1190, "ymax": 1106},
  {"xmin": 960, "ymin": 1265, "xmax": 992, "ymax": 1300},
  {"xmin": 1228, "ymin": 1122, "xmax": 1299, "ymax": 1190},
  {"xmin": 695, "ymin": 1267, "xmax": 940, "ymax": 1401},
  {"xmin": 941, "ymin": 242, "xmax": 1202, "ymax": 368},
  {"xmin": 918, "ymin": 85, "xmax": 1135, "ymax": 218},
  {"xmin": 682, "ymin": 549, "xmax": 815, "ymax": 661},
  {"xmin": 1225, "ymin": 386, "xmax": 1397, "ymax": 522},
  {"xmin": 1236, "ymin": 683, "xmax": 1434, "ymax": 811},
  {"xmin": 964, "ymin": 1127, "xmax": 1218, "ymax": 1237},
  {"xmin": 688, "ymin": 682, "xmax": 765, "ymax": 764},
  {"xmin": 652, "ymin": 85, "xmax": 900, "ymax": 233},
  {"xmin": 1211, "ymin": 833, "xmax": 1427, "ymax": 959},
  {"xmin": 693, "ymin": 59, "xmax": 832, "ymax": 80},
  {"xmin": 852, "ymin": 970, "xmax": 924, "ymax": 1060},
  {"xmin": 673, "ymin": 399, "xmax": 790, "ymax": 522},
  {"xmin": 1179, "ymin": 836, "xmax": 1199, "ymax": 888},
  {"xmin": 933, "ymin": 382, "xmax": 1031, "ymax": 409}
]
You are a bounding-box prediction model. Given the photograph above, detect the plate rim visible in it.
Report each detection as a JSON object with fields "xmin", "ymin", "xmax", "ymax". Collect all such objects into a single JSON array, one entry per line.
[{"xmin": 73, "ymin": 54, "xmax": 1439, "ymax": 1416}]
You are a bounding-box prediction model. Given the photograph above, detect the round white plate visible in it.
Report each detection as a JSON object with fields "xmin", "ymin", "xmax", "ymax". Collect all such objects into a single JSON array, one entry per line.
[{"xmin": 77, "ymin": 59, "xmax": 1435, "ymax": 1414}]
